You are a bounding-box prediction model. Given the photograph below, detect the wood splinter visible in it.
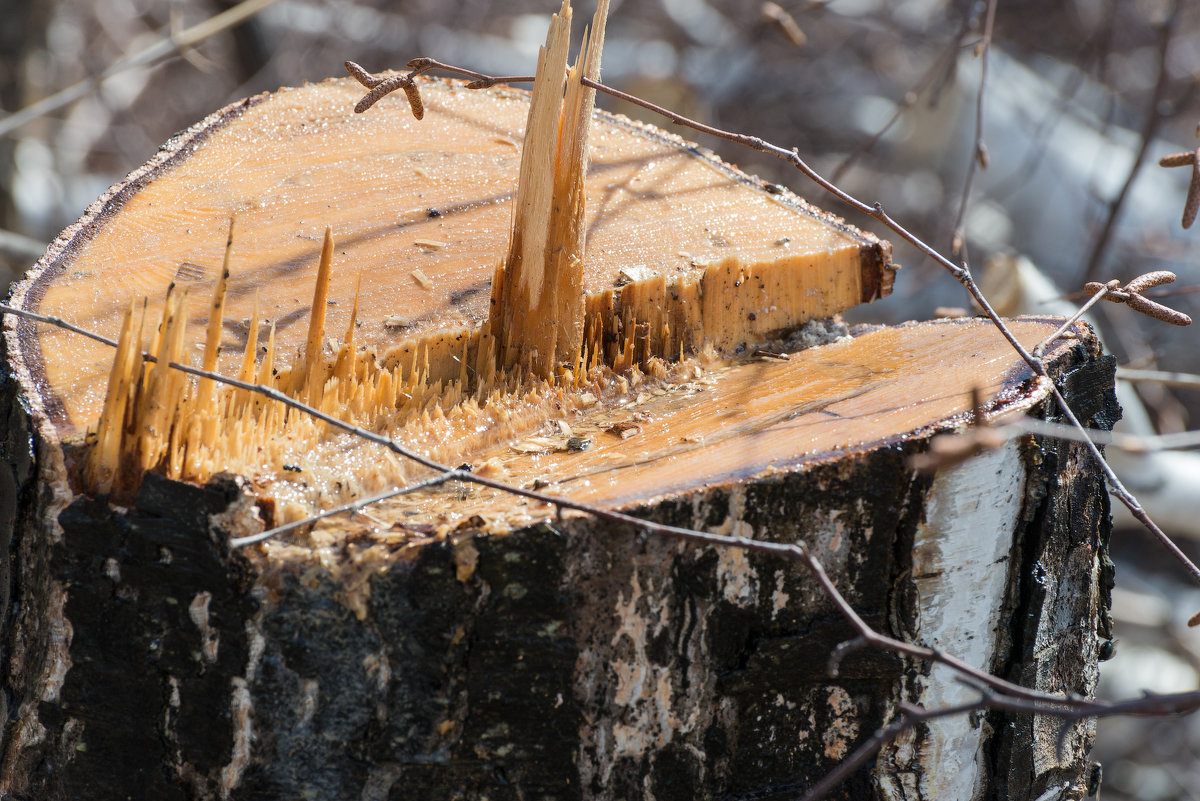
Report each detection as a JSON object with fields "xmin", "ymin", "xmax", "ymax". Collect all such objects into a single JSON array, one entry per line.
[{"xmin": 479, "ymin": 0, "xmax": 608, "ymax": 382}]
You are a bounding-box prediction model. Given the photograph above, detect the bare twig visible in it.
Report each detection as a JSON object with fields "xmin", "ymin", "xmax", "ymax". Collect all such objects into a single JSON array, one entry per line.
[
  {"xmin": 1032, "ymin": 280, "xmax": 1118, "ymax": 357},
  {"xmin": 1081, "ymin": 1, "xmax": 1181, "ymax": 282},
  {"xmin": 1083, "ymin": 271, "xmax": 1193, "ymax": 326},
  {"xmin": 346, "ymin": 58, "xmax": 1200, "ymax": 584},
  {"xmin": 0, "ymin": 0, "xmax": 280, "ymax": 139},
  {"xmin": 949, "ymin": 0, "xmax": 998, "ymax": 263},
  {"xmin": 1158, "ymin": 146, "xmax": 1200, "ymax": 228},
  {"xmin": 1117, "ymin": 367, "xmax": 1200, "ymax": 391},
  {"xmin": 228, "ymin": 471, "xmax": 458, "ymax": 547},
  {"xmin": 1009, "ymin": 417, "xmax": 1200, "ymax": 453},
  {"xmin": 831, "ymin": 27, "xmax": 966, "ymax": 184},
  {"xmin": 760, "ymin": 2, "xmax": 806, "ymax": 47}
]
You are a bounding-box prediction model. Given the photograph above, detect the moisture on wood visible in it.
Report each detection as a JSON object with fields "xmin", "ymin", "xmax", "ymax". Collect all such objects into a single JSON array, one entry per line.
[{"xmin": 0, "ymin": 2, "xmax": 1113, "ymax": 798}]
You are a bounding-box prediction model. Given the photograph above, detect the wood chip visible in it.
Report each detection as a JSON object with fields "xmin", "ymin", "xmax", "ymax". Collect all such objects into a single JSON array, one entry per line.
[
  {"xmin": 511, "ymin": 438, "xmax": 560, "ymax": 454},
  {"xmin": 615, "ymin": 265, "xmax": 654, "ymax": 286},
  {"xmin": 605, "ymin": 421, "xmax": 641, "ymax": 439}
]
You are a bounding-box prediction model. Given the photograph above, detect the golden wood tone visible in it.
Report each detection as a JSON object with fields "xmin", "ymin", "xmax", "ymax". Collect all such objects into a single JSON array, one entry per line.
[
  {"xmin": 12, "ymin": 79, "xmax": 892, "ymax": 437},
  {"xmin": 480, "ymin": 0, "xmax": 608, "ymax": 380},
  {"xmin": 8, "ymin": 9, "xmax": 898, "ymax": 521}
]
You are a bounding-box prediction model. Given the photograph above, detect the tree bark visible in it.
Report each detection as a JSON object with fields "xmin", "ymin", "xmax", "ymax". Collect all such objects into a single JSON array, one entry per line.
[{"xmin": 0, "ymin": 320, "xmax": 1116, "ymax": 800}]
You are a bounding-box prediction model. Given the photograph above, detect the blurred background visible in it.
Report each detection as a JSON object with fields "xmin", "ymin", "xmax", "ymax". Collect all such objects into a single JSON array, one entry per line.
[{"xmin": 2, "ymin": 0, "xmax": 1199, "ymax": 797}]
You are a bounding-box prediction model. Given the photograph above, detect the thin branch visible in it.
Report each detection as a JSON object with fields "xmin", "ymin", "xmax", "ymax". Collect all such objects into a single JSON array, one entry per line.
[
  {"xmin": 1010, "ymin": 417, "xmax": 1200, "ymax": 453},
  {"xmin": 346, "ymin": 58, "xmax": 1200, "ymax": 584},
  {"xmin": 1032, "ymin": 280, "xmax": 1117, "ymax": 358},
  {"xmin": 1117, "ymin": 367, "xmax": 1200, "ymax": 391},
  {"xmin": 0, "ymin": 0, "xmax": 280, "ymax": 139},
  {"xmin": 830, "ymin": 24, "xmax": 969, "ymax": 184},
  {"xmin": 228, "ymin": 471, "xmax": 458, "ymax": 547},
  {"xmin": 1081, "ymin": 1, "xmax": 1180, "ymax": 283},
  {"xmin": 948, "ymin": 0, "xmax": 998, "ymax": 263},
  {"xmin": 0, "ymin": 229, "xmax": 46, "ymax": 264}
]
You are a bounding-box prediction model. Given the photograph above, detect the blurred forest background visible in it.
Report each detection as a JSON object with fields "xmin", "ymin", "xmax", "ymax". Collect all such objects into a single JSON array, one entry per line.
[{"xmin": 2, "ymin": 0, "xmax": 1200, "ymax": 797}]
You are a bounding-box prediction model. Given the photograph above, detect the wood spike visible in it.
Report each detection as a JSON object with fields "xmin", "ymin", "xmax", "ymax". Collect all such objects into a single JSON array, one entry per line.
[
  {"xmin": 238, "ymin": 294, "xmax": 261, "ymax": 385},
  {"xmin": 345, "ymin": 269, "xmax": 362, "ymax": 345},
  {"xmin": 136, "ymin": 287, "xmax": 179, "ymax": 453},
  {"xmin": 86, "ymin": 299, "xmax": 138, "ymax": 493},
  {"xmin": 482, "ymin": 0, "xmax": 592, "ymax": 378},
  {"xmin": 258, "ymin": 321, "xmax": 277, "ymax": 390},
  {"xmin": 158, "ymin": 291, "xmax": 193, "ymax": 473},
  {"xmin": 299, "ymin": 227, "xmax": 336, "ymax": 400},
  {"xmin": 199, "ymin": 218, "xmax": 234, "ymax": 406},
  {"xmin": 547, "ymin": 0, "xmax": 608, "ymax": 370}
]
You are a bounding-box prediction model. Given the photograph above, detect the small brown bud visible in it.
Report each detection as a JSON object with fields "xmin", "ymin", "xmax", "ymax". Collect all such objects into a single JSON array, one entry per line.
[
  {"xmin": 403, "ymin": 82, "xmax": 425, "ymax": 121},
  {"xmin": 1125, "ymin": 293, "xmax": 1192, "ymax": 326},
  {"xmin": 1159, "ymin": 151, "xmax": 1194, "ymax": 168},
  {"xmin": 1124, "ymin": 270, "xmax": 1177, "ymax": 294}
]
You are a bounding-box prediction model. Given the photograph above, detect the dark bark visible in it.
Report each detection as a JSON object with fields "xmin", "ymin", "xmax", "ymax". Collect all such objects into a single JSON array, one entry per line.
[{"xmin": 0, "ymin": 331, "xmax": 1115, "ymax": 800}]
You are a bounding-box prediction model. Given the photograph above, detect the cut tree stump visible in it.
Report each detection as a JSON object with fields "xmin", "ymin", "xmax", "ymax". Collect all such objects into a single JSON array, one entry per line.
[{"xmin": 0, "ymin": 5, "xmax": 1114, "ymax": 799}]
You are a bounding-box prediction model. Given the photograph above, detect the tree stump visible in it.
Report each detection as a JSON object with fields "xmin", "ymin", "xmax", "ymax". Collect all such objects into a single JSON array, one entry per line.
[{"xmin": 0, "ymin": 6, "xmax": 1114, "ymax": 798}]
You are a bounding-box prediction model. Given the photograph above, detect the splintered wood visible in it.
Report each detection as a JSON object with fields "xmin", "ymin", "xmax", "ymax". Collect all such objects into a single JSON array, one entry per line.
[
  {"xmin": 479, "ymin": 0, "xmax": 607, "ymax": 380},
  {"xmin": 14, "ymin": 0, "xmax": 902, "ymax": 526}
]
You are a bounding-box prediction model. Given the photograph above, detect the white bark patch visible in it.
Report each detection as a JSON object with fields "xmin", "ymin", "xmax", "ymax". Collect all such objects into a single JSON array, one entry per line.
[
  {"xmin": 297, "ymin": 679, "xmax": 320, "ymax": 727},
  {"xmin": 244, "ymin": 616, "xmax": 265, "ymax": 683},
  {"xmin": 219, "ymin": 678, "xmax": 253, "ymax": 800},
  {"xmin": 709, "ymin": 484, "xmax": 752, "ymax": 539},
  {"xmin": 713, "ymin": 486, "xmax": 758, "ymax": 605},
  {"xmin": 188, "ymin": 591, "xmax": 219, "ymax": 664},
  {"xmin": 717, "ymin": 546, "xmax": 757, "ymax": 605},
  {"xmin": 600, "ymin": 561, "xmax": 702, "ymax": 778},
  {"xmin": 876, "ymin": 441, "xmax": 1025, "ymax": 800},
  {"xmin": 771, "ymin": 570, "xmax": 790, "ymax": 617},
  {"xmin": 40, "ymin": 582, "xmax": 73, "ymax": 703},
  {"xmin": 218, "ymin": 612, "xmax": 265, "ymax": 798},
  {"xmin": 822, "ymin": 686, "xmax": 859, "ymax": 760}
]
